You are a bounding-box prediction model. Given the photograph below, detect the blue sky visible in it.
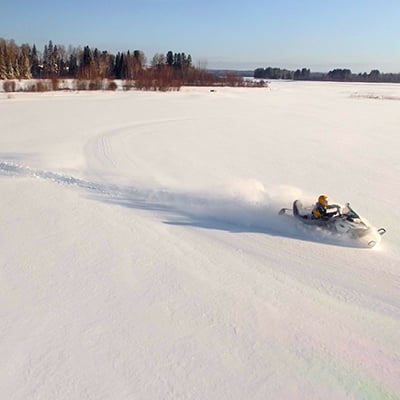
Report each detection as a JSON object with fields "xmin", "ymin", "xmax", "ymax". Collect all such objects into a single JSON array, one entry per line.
[{"xmin": 1, "ymin": 0, "xmax": 399, "ymax": 72}]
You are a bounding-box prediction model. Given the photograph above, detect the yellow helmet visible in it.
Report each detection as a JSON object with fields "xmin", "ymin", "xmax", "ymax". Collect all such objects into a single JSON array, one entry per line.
[{"xmin": 318, "ymin": 195, "xmax": 328, "ymax": 206}]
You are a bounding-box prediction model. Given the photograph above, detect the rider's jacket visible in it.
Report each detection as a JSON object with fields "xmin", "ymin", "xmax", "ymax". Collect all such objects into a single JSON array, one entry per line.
[{"xmin": 312, "ymin": 203, "xmax": 326, "ymax": 219}]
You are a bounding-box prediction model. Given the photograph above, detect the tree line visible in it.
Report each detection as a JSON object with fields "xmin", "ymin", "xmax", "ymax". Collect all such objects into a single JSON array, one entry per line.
[
  {"xmin": 254, "ymin": 66, "xmax": 400, "ymax": 83},
  {"xmin": 0, "ymin": 38, "xmax": 192, "ymax": 80},
  {"xmin": 0, "ymin": 38, "xmax": 266, "ymax": 90}
]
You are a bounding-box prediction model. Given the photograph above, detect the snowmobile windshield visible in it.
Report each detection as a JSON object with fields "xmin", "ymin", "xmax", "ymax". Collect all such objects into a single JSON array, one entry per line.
[{"xmin": 343, "ymin": 204, "xmax": 361, "ymax": 220}]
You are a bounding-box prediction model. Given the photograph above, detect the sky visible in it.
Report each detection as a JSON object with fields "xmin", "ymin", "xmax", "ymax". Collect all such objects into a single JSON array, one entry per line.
[{"xmin": 1, "ymin": 0, "xmax": 400, "ymax": 72}]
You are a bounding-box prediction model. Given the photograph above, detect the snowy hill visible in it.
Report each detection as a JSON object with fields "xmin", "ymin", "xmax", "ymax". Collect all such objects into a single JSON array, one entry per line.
[{"xmin": 1, "ymin": 82, "xmax": 399, "ymax": 399}]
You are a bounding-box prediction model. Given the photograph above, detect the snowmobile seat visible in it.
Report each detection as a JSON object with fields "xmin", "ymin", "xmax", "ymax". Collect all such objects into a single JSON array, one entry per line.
[{"xmin": 293, "ymin": 200, "xmax": 310, "ymax": 219}]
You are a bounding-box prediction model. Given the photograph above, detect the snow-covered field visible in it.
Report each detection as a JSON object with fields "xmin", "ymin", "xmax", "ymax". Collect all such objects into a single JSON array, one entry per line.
[{"xmin": 1, "ymin": 81, "xmax": 399, "ymax": 399}]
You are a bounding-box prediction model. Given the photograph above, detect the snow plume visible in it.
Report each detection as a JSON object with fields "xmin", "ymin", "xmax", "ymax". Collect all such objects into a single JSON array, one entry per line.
[
  {"xmin": 89, "ymin": 178, "xmax": 299, "ymax": 237},
  {"xmin": 111, "ymin": 178, "xmax": 308, "ymax": 238},
  {"xmin": 183, "ymin": 179, "xmax": 304, "ymax": 233},
  {"xmin": 0, "ymin": 161, "xmax": 297, "ymax": 237}
]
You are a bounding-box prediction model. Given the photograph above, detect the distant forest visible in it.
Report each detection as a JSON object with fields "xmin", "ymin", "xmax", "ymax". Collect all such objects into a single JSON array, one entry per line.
[
  {"xmin": 254, "ymin": 66, "xmax": 400, "ymax": 83},
  {"xmin": 0, "ymin": 38, "xmax": 264, "ymax": 91}
]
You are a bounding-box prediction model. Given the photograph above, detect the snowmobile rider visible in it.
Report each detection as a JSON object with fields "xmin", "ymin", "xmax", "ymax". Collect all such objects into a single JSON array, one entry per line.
[{"xmin": 312, "ymin": 195, "xmax": 339, "ymax": 220}]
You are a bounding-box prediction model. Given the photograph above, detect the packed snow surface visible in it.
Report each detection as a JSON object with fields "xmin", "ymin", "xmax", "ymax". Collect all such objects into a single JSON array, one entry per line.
[{"xmin": 1, "ymin": 81, "xmax": 399, "ymax": 399}]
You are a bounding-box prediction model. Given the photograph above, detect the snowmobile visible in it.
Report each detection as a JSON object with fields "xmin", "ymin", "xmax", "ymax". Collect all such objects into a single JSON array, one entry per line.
[{"xmin": 279, "ymin": 200, "xmax": 386, "ymax": 247}]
